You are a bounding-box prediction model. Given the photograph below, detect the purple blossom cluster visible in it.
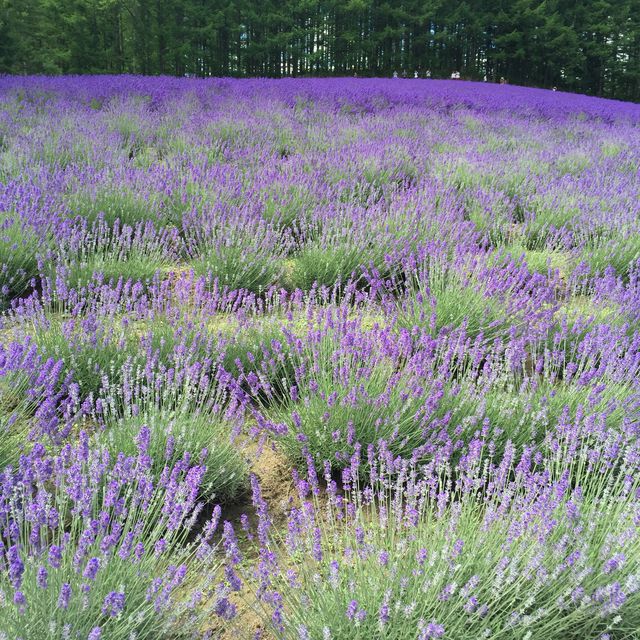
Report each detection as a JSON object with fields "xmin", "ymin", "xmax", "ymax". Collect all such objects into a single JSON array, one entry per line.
[{"xmin": 0, "ymin": 76, "xmax": 638, "ymax": 638}]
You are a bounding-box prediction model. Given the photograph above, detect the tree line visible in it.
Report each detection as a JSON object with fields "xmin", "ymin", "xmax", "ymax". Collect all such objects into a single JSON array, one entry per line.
[{"xmin": 1, "ymin": 0, "xmax": 638, "ymax": 101}]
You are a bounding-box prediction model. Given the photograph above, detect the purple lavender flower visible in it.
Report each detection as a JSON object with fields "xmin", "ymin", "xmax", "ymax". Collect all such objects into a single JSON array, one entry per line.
[
  {"xmin": 7, "ymin": 545, "xmax": 24, "ymax": 588},
  {"xmin": 2, "ymin": 74, "xmax": 640, "ymax": 640},
  {"xmin": 83, "ymin": 557, "xmax": 100, "ymax": 581},
  {"xmin": 58, "ymin": 583, "xmax": 72, "ymax": 609},
  {"xmin": 13, "ymin": 590, "xmax": 27, "ymax": 610},
  {"xmin": 418, "ymin": 620, "xmax": 445, "ymax": 639},
  {"xmin": 102, "ymin": 591, "xmax": 126, "ymax": 617},
  {"xmin": 37, "ymin": 565, "xmax": 48, "ymax": 589},
  {"xmin": 603, "ymin": 553, "xmax": 626, "ymax": 574},
  {"xmin": 214, "ymin": 597, "xmax": 237, "ymax": 620},
  {"xmin": 88, "ymin": 627, "xmax": 102, "ymax": 640}
]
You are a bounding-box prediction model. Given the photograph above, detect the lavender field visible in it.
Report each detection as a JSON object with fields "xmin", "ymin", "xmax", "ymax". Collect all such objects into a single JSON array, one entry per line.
[{"xmin": 0, "ymin": 76, "xmax": 639, "ymax": 640}]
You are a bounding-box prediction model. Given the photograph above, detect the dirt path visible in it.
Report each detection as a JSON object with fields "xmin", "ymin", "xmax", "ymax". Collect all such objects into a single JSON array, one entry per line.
[{"xmin": 209, "ymin": 436, "xmax": 298, "ymax": 639}]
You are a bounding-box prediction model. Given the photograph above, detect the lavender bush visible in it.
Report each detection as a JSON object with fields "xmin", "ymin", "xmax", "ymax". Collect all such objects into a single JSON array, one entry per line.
[
  {"xmin": 94, "ymin": 363, "xmax": 248, "ymax": 502},
  {"xmin": 0, "ymin": 430, "xmax": 237, "ymax": 639}
]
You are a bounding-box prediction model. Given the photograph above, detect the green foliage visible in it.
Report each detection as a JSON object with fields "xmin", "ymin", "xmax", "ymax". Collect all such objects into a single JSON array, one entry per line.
[
  {"xmin": 0, "ymin": 0, "xmax": 638, "ymax": 100},
  {"xmin": 0, "ymin": 436, "xmax": 224, "ymax": 640},
  {"xmin": 502, "ymin": 244, "xmax": 570, "ymax": 277},
  {"xmin": 189, "ymin": 243, "xmax": 284, "ymax": 294},
  {"xmin": 270, "ymin": 329, "xmax": 431, "ymax": 469},
  {"xmin": 220, "ymin": 320, "xmax": 288, "ymax": 380},
  {"xmin": 47, "ymin": 220, "xmax": 176, "ymax": 291},
  {"xmin": 285, "ymin": 244, "xmax": 367, "ymax": 291},
  {"xmin": 580, "ymin": 234, "xmax": 640, "ymax": 279},
  {"xmin": 261, "ymin": 184, "xmax": 317, "ymax": 235}
]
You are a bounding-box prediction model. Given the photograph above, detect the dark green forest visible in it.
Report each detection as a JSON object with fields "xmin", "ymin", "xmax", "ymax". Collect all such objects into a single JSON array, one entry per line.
[{"xmin": 1, "ymin": 0, "xmax": 639, "ymax": 101}]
